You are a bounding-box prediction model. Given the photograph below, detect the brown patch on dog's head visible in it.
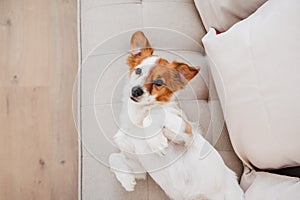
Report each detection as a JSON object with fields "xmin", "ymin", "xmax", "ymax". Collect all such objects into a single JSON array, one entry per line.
[
  {"xmin": 144, "ymin": 59, "xmax": 200, "ymax": 102},
  {"xmin": 126, "ymin": 31, "xmax": 154, "ymax": 72}
]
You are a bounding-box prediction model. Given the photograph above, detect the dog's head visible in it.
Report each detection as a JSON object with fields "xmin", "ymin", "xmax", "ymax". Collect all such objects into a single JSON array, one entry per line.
[{"xmin": 126, "ymin": 31, "xmax": 200, "ymax": 105}]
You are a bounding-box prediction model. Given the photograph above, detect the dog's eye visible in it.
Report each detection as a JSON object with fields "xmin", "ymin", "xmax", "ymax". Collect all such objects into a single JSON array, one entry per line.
[
  {"xmin": 135, "ymin": 68, "xmax": 142, "ymax": 75},
  {"xmin": 153, "ymin": 79, "xmax": 164, "ymax": 87}
]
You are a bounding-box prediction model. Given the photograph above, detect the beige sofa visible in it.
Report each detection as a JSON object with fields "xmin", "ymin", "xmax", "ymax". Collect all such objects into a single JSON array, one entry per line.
[{"xmin": 79, "ymin": 0, "xmax": 300, "ymax": 199}]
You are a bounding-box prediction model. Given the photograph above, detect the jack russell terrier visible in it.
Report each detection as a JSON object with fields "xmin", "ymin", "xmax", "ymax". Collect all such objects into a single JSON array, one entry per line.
[{"xmin": 109, "ymin": 31, "xmax": 244, "ymax": 200}]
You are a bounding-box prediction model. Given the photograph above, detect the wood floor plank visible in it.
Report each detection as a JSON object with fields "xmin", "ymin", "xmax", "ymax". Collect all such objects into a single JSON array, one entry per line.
[{"xmin": 0, "ymin": 0, "xmax": 78, "ymax": 199}]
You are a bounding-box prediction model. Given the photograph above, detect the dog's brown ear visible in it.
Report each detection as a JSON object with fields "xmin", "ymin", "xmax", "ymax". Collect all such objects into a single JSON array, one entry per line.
[
  {"xmin": 127, "ymin": 31, "xmax": 153, "ymax": 72},
  {"xmin": 130, "ymin": 31, "xmax": 152, "ymax": 54},
  {"xmin": 171, "ymin": 61, "xmax": 200, "ymax": 83}
]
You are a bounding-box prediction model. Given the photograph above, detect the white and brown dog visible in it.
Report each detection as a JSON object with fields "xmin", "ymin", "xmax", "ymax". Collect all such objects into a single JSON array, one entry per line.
[{"xmin": 109, "ymin": 31, "xmax": 244, "ymax": 200}]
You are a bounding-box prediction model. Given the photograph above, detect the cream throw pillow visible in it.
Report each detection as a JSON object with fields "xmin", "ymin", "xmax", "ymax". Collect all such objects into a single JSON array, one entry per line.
[
  {"xmin": 244, "ymin": 171, "xmax": 300, "ymax": 200},
  {"xmin": 194, "ymin": 0, "xmax": 267, "ymax": 32},
  {"xmin": 202, "ymin": 0, "xmax": 300, "ymax": 169}
]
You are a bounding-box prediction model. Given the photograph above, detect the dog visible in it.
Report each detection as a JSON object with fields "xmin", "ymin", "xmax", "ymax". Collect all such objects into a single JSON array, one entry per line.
[{"xmin": 109, "ymin": 31, "xmax": 244, "ymax": 200}]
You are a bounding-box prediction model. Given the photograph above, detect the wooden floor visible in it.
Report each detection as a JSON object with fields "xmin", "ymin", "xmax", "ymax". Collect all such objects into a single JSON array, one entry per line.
[{"xmin": 0, "ymin": 0, "xmax": 78, "ymax": 199}]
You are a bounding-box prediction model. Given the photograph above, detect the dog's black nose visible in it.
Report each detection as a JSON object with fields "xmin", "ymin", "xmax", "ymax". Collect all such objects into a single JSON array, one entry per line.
[{"xmin": 131, "ymin": 86, "xmax": 144, "ymax": 97}]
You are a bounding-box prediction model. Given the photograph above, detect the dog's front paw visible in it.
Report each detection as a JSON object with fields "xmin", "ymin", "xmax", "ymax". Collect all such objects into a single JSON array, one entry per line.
[
  {"xmin": 147, "ymin": 134, "xmax": 168, "ymax": 156},
  {"xmin": 115, "ymin": 172, "xmax": 136, "ymax": 192}
]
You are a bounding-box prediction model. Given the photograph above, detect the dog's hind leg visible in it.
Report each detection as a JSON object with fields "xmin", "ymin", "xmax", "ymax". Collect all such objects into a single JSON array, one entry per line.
[
  {"xmin": 109, "ymin": 153, "xmax": 146, "ymax": 191},
  {"xmin": 223, "ymin": 170, "xmax": 245, "ymax": 200},
  {"xmin": 224, "ymin": 183, "xmax": 245, "ymax": 200}
]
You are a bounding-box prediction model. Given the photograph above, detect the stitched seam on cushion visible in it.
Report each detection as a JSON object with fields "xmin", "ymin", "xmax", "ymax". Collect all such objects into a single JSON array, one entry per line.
[
  {"xmin": 89, "ymin": 49, "xmax": 204, "ymax": 57},
  {"xmin": 83, "ymin": 0, "xmax": 193, "ymax": 12},
  {"xmin": 81, "ymin": 99, "xmax": 209, "ymax": 107},
  {"xmin": 143, "ymin": 0, "xmax": 193, "ymax": 4},
  {"xmin": 82, "ymin": 2, "xmax": 142, "ymax": 12}
]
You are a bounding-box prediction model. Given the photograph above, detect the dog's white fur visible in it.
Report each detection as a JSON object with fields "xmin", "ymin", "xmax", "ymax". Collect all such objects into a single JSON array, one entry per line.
[{"xmin": 109, "ymin": 34, "xmax": 244, "ymax": 200}]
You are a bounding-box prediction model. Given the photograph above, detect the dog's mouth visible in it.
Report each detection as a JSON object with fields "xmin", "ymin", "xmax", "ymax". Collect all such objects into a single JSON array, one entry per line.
[{"xmin": 130, "ymin": 96, "xmax": 139, "ymax": 102}]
